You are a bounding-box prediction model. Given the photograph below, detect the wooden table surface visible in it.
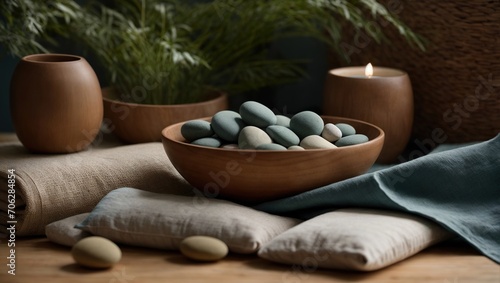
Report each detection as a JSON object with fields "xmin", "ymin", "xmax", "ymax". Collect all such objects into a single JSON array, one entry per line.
[
  {"xmin": 0, "ymin": 237, "xmax": 498, "ymax": 283},
  {"xmin": 1, "ymin": 133, "xmax": 499, "ymax": 282}
]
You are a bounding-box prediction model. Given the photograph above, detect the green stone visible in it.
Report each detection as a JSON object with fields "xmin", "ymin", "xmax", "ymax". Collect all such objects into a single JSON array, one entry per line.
[
  {"xmin": 191, "ymin": 137, "xmax": 222, "ymax": 148},
  {"xmin": 211, "ymin": 110, "xmax": 246, "ymax": 142},
  {"xmin": 276, "ymin": 115, "xmax": 291, "ymax": 127},
  {"xmin": 266, "ymin": 125, "xmax": 300, "ymax": 147},
  {"xmin": 290, "ymin": 111, "xmax": 324, "ymax": 139},
  {"xmin": 335, "ymin": 123, "xmax": 356, "ymax": 136},
  {"xmin": 335, "ymin": 134, "xmax": 369, "ymax": 147},
  {"xmin": 256, "ymin": 143, "xmax": 287, "ymax": 150},
  {"xmin": 239, "ymin": 101, "xmax": 277, "ymax": 128},
  {"xmin": 181, "ymin": 120, "xmax": 214, "ymax": 142}
]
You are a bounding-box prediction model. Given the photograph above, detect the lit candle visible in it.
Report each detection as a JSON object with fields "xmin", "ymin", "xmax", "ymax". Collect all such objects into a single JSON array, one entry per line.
[
  {"xmin": 365, "ymin": 63, "xmax": 373, "ymax": 78},
  {"xmin": 343, "ymin": 63, "xmax": 394, "ymax": 79},
  {"xmin": 322, "ymin": 63, "xmax": 414, "ymax": 163}
]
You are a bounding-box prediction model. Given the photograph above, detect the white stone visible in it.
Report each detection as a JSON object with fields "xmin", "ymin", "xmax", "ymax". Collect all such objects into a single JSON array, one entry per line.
[
  {"xmin": 322, "ymin": 123, "xmax": 343, "ymax": 142},
  {"xmin": 287, "ymin": 145, "xmax": 305, "ymax": 150},
  {"xmin": 238, "ymin": 126, "xmax": 273, "ymax": 149},
  {"xmin": 300, "ymin": 135, "xmax": 337, "ymax": 149}
]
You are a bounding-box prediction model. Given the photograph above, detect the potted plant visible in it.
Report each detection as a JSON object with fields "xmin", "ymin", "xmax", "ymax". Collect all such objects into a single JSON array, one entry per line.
[
  {"xmin": 1, "ymin": 0, "xmax": 423, "ymax": 143},
  {"xmin": 69, "ymin": 1, "xmax": 231, "ymax": 143}
]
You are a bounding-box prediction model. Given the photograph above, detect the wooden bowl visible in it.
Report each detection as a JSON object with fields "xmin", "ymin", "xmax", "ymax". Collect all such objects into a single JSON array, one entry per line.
[
  {"xmin": 102, "ymin": 88, "xmax": 228, "ymax": 143},
  {"xmin": 161, "ymin": 116, "xmax": 384, "ymax": 202}
]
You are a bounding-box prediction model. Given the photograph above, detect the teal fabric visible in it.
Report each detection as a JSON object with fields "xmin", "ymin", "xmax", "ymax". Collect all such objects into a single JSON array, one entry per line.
[{"xmin": 254, "ymin": 134, "xmax": 500, "ymax": 263}]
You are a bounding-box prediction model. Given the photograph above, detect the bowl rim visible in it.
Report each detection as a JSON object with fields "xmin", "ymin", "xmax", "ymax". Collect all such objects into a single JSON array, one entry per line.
[
  {"xmin": 101, "ymin": 87, "xmax": 227, "ymax": 108},
  {"xmin": 162, "ymin": 115, "xmax": 385, "ymax": 153}
]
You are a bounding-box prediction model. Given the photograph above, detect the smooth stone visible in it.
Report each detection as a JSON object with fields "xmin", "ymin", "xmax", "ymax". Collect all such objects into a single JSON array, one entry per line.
[
  {"xmin": 211, "ymin": 110, "xmax": 246, "ymax": 142},
  {"xmin": 322, "ymin": 123, "xmax": 343, "ymax": 142},
  {"xmin": 239, "ymin": 101, "xmax": 277, "ymax": 128},
  {"xmin": 289, "ymin": 111, "xmax": 324, "ymax": 139},
  {"xmin": 335, "ymin": 123, "xmax": 356, "ymax": 136},
  {"xmin": 265, "ymin": 125, "xmax": 300, "ymax": 147},
  {"xmin": 180, "ymin": 236, "xmax": 228, "ymax": 262},
  {"xmin": 300, "ymin": 135, "xmax": 337, "ymax": 149},
  {"xmin": 191, "ymin": 137, "xmax": 222, "ymax": 148},
  {"xmin": 238, "ymin": 126, "xmax": 272, "ymax": 149},
  {"xmin": 181, "ymin": 120, "xmax": 214, "ymax": 142},
  {"xmin": 256, "ymin": 143, "xmax": 287, "ymax": 150},
  {"xmin": 71, "ymin": 236, "xmax": 121, "ymax": 269},
  {"xmin": 335, "ymin": 134, "xmax": 369, "ymax": 147},
  {"xmin": 276, "ymin": 115, "xmax": 291, "ymax": 127},
  {"xmin": 221, "ymin": 143, "xmax": 239, "ymax": 149},
  {"xmin": 288, "ymin": 145, "xmax": 305, "ymax": 150}
]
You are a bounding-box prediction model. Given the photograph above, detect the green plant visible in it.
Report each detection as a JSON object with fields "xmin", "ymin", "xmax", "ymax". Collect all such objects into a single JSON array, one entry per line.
[
  {"xmin": 0, "ymin": 0, "xmax": 81, "ymax": 58},
  {"xmin": 1, "ymin": 0, "xmax": 423, "ymax": 105},
  {"xmin": 71, "ymin": 1, "xmax": 211, "ymax": 104}
]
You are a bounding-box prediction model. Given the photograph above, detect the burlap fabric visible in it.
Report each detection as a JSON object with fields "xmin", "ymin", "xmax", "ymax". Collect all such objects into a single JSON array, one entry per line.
[{"xmin": 0, "ymin": 141, "xmax": 193, "ymax": 236}]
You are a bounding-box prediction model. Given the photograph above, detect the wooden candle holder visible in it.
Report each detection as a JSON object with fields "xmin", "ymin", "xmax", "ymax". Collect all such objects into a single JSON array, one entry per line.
[{"xmin": 323, "ymin": 66, "xmax": 413, "ymax": 163}]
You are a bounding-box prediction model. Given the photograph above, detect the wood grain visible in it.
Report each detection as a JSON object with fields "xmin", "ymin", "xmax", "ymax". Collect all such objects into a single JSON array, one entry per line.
[{"xmin": 0, "ymin": 237, "xmax": 498, "ymax": 283}]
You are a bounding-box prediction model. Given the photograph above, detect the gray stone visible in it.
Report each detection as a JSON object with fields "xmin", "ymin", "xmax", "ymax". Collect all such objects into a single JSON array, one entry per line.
[
  {"xmin": 335, "ymin": 123, "xmax": 356, "ymax": 136},
  {"xmin": 211, "ymin": 110, "xmax": 246, "ymax": 142},
  {"xmin": 256, "ymin": 143, "xmax": 287, "ymax": 150},
  {"xmin": 191, "ymin": 137, "xmax": 222, "ymax": 148},
  {"xmin": 276, "ymin": 115, "xmax": 291, "ymax": 127},
  {"xmin": 335, "ymin": 134, "xmax": 369, "ymax": 147},
  {"xmin": 238, "ymin": 126, "xmax": 273, "ymax": 149},
  {"xmin": 300, "ymin": 135, "xmax": 337, "ymax": 149},
  {"xmin": 287, "ymin": 145, "xmax": 305, "ymax": 150},
  {"xmin": 290, "ymin": 111, "xmax": 324, "ymax": 139},
  {"xmin": 265, "ymin": 125, "xmax": 300, "ymax": 147},
  {"xmin": 239, "ymin": 101, "xmax": 277, "ymax": 128},
  {"xmin": 181, "ymin": 120, "xmax": 214, "ymax": 142},
  {"xmin": 321, "ymin": 123, "xmax": 342, "ymax": 142}
]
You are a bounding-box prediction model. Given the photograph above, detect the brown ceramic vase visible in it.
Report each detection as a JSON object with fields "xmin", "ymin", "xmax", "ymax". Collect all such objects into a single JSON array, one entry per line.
[{"xmin": 10, "ymin": 54, "xmax": 103, "ymax": 153}]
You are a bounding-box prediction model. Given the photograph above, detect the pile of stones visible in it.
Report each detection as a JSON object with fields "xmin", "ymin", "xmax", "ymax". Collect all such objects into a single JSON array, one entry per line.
[{"xmin": 181, "ymin": 101, "xmax": 369, "ymax": 150}]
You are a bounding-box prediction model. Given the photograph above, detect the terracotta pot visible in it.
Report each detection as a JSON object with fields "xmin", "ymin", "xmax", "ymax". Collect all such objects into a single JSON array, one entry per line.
[
  {"xmin": 10, "ymin": 54, "xmax": 103, "ymax": 153},
  {"xmin": 102, "ymin": 88, "xmax": 229, "ymax": 143}
]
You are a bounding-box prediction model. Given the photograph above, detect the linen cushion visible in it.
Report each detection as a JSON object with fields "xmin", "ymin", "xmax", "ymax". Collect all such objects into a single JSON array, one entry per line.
[
  {"xmin": 45, "ymin": 213, "xmax": 91, "ymax": 246},
  {"xmin": 75, "ymin": 187, "xmax": 300, "ymax": 254},
  {"xmin": 258, "ymin": 208, "xmax": 452, "ymax": 271}
]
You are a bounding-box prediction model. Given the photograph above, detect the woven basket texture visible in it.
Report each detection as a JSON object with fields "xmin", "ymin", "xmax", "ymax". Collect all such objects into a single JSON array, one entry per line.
[{"xmin": 330, "ymin": 1, "xmax": 500, "ymax": 143}]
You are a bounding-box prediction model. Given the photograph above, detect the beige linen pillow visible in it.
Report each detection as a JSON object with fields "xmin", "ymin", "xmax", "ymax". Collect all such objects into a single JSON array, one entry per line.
[
  {"xmin": 75, "ymin": 187, "xmax": 300, "ymax": 254},
  {"xmin": 45, "ymin": 213, "xmax": 91, "ymax": 246},
  {"xmin": 258, "ymin": 208, "xmax": 453, "ymax": 271}
]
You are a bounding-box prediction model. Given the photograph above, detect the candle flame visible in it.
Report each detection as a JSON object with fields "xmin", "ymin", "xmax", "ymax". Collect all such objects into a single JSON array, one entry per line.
[{"xmin": 365, "ymin": 63, "xmax": 373, "ymax": 78}]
